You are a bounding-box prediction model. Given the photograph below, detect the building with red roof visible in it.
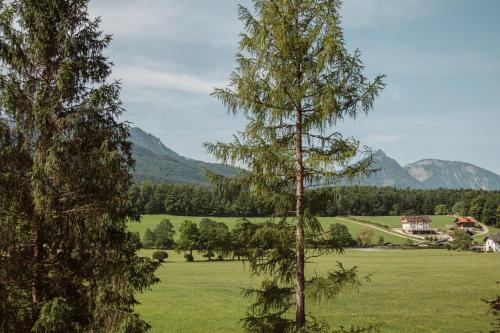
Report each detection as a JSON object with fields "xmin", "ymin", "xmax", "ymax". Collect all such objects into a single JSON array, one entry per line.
[
  {"xmin": 400, "ymin": 216, "xmax": 433, "ymax": 235},
  {"xmin": 454, "ymin": 216, "xmax": 478, "ymax": 231}
]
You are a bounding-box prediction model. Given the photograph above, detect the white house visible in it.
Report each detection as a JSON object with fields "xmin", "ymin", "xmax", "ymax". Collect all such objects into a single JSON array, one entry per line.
[
  {"xmin": 401, "ymin": 215, "xmax": 432, "ymax": 235},
  {"xmin": 485, "ymin": 233, "xmax": 500, "ymax": 252}
]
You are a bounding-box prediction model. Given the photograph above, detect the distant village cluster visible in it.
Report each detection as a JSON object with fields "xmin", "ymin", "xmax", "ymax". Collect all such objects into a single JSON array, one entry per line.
[{"xmin": 398, "ymin": 215, "xmax": 500, "ymax": 252}]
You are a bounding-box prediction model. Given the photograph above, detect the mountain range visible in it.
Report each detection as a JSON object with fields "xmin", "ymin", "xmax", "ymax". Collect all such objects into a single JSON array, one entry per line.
[
  {"xmin": 129, "ymin": 127, "xmax": 500, "ymax": 190},
  {"xmin": 130, "ymin": 127, "xmax": 238, "ymax": 184},
  {"xmin": 353, "ymin": 150, "xmax": 500, "ymax": 190}
]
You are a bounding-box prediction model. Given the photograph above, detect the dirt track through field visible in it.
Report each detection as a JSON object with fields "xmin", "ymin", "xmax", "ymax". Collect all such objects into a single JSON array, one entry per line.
[
  {"xmin": 475, "ymin": 222, "xmax": 489, "ymax": 237},
  {"xmin": 338, "ymin": 217, "xmax": 424, "ymax": 243}
]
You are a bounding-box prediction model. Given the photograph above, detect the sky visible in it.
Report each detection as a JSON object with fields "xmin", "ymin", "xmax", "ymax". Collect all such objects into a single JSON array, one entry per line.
[{"xmin": 89, "ymin": 0, "xmax": 500, "ymax": 174}]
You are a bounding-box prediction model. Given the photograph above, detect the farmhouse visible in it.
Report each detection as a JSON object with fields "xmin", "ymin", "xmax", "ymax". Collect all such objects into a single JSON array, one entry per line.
[
  {"xmin": 401, "ymin": 215, "xmax": 433, "ymax": 235},
  {"xmin": 454, "ymin": 216, "xmax": 478, "ymax": 231},
  {"xmin": 485, "ymin": 233, "xmax": 500, "ymax": 252}
]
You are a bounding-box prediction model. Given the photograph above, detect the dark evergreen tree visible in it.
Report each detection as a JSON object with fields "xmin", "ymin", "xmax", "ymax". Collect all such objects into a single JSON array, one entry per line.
[
  {"xmin": 0, "ymin": 1, "xmax": 158, "ymax": 331},
  {"xmin": 469, "ymin": 195, "xmax": 487, "ymax": 219},
  {"xmin": 143, "ymin": 228, "xmax": 157, "ymax": 249},
  {"xmin": 129, "ymin": 181, "xmax": 499, "ymax": 219},
  {"xmin": 482, "ymin": 198, "xmax": 498, "ymax": 226},
  {"xmin": 214, "ymin": 221, "xmax": 233, "ymax": 259},
  {"xmin": 205, "ymin": 0, "xmax": 384, "ymax": 330},
  {"xmin": 496, "ymin": 206, "xmax": 500, "ymax": 228},
  {"xmin": 232, "ymin": 218, "xmax": 260, "ymax": 260},
  {"xmin": 153, "ymin": 218, "xmax": 175, "ymax": 249}
]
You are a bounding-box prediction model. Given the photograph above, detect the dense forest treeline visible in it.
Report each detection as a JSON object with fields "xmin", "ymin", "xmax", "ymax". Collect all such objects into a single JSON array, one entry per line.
[{"xmin": 130, "ymin": 182, "xmax": 500, "ymax": 226}]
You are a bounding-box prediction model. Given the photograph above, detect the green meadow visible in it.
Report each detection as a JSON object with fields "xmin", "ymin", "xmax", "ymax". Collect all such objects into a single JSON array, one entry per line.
[
  {"xmin": 350, "ymin": 215, "xmax": 500, "ymax": 242},
  {"xmin": 351, "ymin": 215, "xmax": 456, "ymax": 229},
  {"xmin": 127, "ymin": 215, "xmax": 500, "ymax": 333},
  {"xmin": 135, "ymin": 249, "xmax": 500, "ymax": 333},
  {"xmin": 129, "ymin": 215, "xmax": 500, "ymax": 245},
  {"xmin": 128, "ymin": 215, "xmax": 407, "ymax": 245}
]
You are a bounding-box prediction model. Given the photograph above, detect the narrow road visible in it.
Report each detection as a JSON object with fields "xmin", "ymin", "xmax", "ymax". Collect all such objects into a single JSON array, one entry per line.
[
  {"xmin": 474, "ymin": 222, "xmax": 489, "ymax": 237},
  {"xmin": 338, "ymin": 217, "xmax": 424, "ymax": 243}
]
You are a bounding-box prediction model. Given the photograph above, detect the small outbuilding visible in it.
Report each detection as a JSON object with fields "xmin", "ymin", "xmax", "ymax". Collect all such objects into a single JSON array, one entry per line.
[
  {"xmin": 454, "ymin": 216, "xmax": 478, "ymax": 231},
  {"xmin": 485, "ymin": 233, "xmax": 500, "ymax": 252}
]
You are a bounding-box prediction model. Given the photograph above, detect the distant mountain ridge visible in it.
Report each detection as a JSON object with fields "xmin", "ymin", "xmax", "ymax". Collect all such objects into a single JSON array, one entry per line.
[
  {"xmin": 129, "ymin": 127, "xmax": 238, "ymax": 184},
  {"xmin": 404, "ymin": 159, "xmax": 500, "ymax": 190},
  {"xmin": 354, "ymin": 149, "xmax": 500, "ymax": 190},
  {"xmin": 129, "ymin": 128, "xmax": 500, "ymax": 190},
  {"xmin": 350, "ymin": 150, "xmax": 423, "ymax": 188}
]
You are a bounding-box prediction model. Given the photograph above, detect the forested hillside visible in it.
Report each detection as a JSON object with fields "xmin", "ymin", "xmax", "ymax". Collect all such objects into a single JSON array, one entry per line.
[{"xmin": 130, "ymin": 127, "xmax": 238, "ymax": 183}]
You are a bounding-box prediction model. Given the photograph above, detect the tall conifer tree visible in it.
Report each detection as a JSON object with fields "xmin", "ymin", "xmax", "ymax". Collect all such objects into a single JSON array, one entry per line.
[
  {"xmin": 0, "ymin": 0, "xmax": 158, "ymax": 331},
  {"xmin": 206, "ymin": 0, "xmax": 384, "ymax": 331}
]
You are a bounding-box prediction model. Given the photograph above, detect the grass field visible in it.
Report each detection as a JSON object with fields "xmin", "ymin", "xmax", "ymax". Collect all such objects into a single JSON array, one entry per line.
[
  {"xmin": 128, "ymin": 215, "xmax": 408, "ymax": 245},
  {"xmin": 346, "ymin": 215, "xmax": 500, "ymax": 242},
  {"xmin": 351, "ymin": 215, "xmax": 456, "ymax": 230},
  {"xmin": 135, "ymin": 249, "xmax": 500, "ymax": 333}
]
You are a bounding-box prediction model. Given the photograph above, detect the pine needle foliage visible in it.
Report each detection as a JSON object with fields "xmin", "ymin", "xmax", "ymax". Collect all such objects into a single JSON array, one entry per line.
[
  {"xmin": 0, "ymin": 0, "xmax": 159, "ymax": 331},
  {"xmin": 241, "ymin": 217, "xmax": 374, "ymax": 333},
  {"xmin": 483, "ymin": 283, "xmax": 500, "ymax": 333},
  {"xmin": 205, "ymin": 0, "xmax": 384, "ymax": 331}
]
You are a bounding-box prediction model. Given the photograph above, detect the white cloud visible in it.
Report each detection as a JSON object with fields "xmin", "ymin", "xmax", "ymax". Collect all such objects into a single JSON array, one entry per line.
[
  {"xmin": 341, "ymin": 0, "xmax": 443, "ymax": 28},
  {"xmin": 89, "ymin": 0, "xmax": 245, "ymax": 45},
  {"xmin": 114, "ymin": 66, "xmax": 226, "ymax": 95}
]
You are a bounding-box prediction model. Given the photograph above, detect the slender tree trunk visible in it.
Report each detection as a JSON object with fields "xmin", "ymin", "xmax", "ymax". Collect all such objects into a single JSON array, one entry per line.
[{"xmin": 295, "ymin": 106, "xmax": 306, "ymax": 330}]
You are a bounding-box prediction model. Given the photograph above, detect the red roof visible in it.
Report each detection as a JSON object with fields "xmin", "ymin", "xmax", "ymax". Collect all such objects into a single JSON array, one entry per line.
[
  {"xmin": 401, "ymin": 215, "xmax": 432, "ymax": 223},
  {"xmin": 454, "ymin": 216, "xmax": 478, "ymax": 223}
]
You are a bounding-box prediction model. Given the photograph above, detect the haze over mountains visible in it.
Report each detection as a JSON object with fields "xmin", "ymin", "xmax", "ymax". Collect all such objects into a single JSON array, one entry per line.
[{"xmin": 130, "ymin": 128, "xmax": 500, "ymax": 190}]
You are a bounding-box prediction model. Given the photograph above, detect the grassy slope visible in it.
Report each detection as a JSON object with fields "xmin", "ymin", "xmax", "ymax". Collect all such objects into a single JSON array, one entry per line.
[
  {"xmin": 346, "ymin": 215, "xmax": 500, "ymax": 242},
  {"xmin": 474, "ymin": 227, "xmax": 500, "ymax": 242},
  {"xmin": 128, "ymin": 215, "xmax": 405, "ymax": 245},
  {"xmin": 351, "ymin": 215, "xmax": 456, "ymax": 230},
  {"xmin": 136, "ymin": 249, "xmax": 500, "ymax": 333}
]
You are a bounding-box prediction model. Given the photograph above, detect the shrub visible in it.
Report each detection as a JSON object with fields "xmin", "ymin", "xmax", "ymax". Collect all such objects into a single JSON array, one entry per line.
[
  {"xmin": 184, "ymin": 253, "xmax": 194, "ymax": 262},
  {"xmin": 329, "ymin": 223, "xmax": 356, "ymax": 248},
  {"xmin": 452, "ymin": 229, "xmax": 471, "ymax": 251},
  {"xmin": 152, "ymin": 251, "xmax": 169, "ymax": 263},
  {"xmin": 356, "ymin": 227, "xmax": 374, "ymax": 247}
]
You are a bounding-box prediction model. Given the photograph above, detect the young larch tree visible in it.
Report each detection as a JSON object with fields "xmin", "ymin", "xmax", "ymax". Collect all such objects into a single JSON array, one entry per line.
[
  {"xmin": 205, "ymin": 0, "xmax": 384, "ymax": 331},
  {"xmin": 0, "ymin": 0, "xmax": 158, "ymax": 331}
]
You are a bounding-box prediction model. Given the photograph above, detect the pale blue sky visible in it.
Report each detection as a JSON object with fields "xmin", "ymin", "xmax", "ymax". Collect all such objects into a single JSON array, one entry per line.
[{"xmin": 89, "ymin": 0, "xmax": 500, "ymax": 174}]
